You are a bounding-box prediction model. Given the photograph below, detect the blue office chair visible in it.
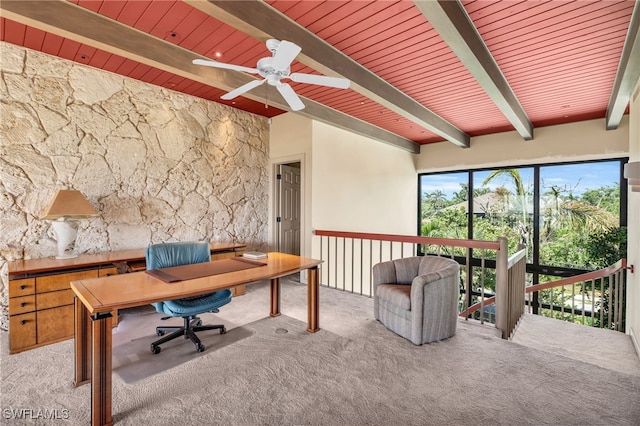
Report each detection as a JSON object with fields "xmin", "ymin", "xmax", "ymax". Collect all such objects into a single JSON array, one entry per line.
[{"xmin": 146, "ymin": 241, "xmax": 232, "ymax": 354}]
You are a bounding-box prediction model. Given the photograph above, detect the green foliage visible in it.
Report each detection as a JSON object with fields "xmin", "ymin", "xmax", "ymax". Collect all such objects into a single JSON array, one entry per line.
[
  {"xmin": 421, "ymin": 207, "xmax": 467, "ymax": 239},
  {"xmin": 585, "ymin": 226, "xmax": 627, "ymax": 269},
  {"xmin": 420, "ymin": 174, "xmax": 623, "ymax": 271},
  {"xmin": 539, "ymin": 228, "xmax": 590, "ymax": 268},
  {"xmin": 580, "ymin": 185, "xmax": 620, "ymax": 216}
]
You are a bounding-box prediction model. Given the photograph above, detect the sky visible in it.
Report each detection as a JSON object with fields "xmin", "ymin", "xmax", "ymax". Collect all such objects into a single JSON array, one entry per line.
[{"xmin": 421, "ymin": 161, "xmax": 621, "ymax": 199}]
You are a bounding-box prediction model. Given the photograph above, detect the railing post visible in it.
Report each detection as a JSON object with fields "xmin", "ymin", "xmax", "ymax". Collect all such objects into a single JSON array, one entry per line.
[
  {"xmin": 465, "ymin": 247, "xmax": 472, "ymax": 319},
  {"xmin": 495, "ymin": 237, "xmax": 509, "ymax": 339}
]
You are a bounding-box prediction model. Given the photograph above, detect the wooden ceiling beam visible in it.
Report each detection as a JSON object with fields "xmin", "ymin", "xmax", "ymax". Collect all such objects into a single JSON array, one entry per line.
[
  {"xmin": 414, "ymin": 0, "xmax": 534, "ymax": 141},
  {"xmin": 186, "ymin": 0, "xmax": 469, "ymax": 148},
  {"xmin": 606, "ymin": 0, "xmax": 640, "ymax": 130},
  {"xmin": 0, "ymin": 0, "xmax": 419, "ymax": 153}
]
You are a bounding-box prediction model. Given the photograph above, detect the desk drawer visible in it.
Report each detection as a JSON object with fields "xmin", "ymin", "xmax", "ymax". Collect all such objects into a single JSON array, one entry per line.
[
  {"xmin": 37, "ymin": 305, "xmax": 74, "ymax": 343},
  {"xmin": 10, "ymin": 312, "xmax": 36, "ymax": 351},
  {"xmin": 9, "ymin": 295, "xmax": 36, "ymax": 315},
  {"xmin": 9, "ymin": 278, "xmax": 35, "ymax": 297},
  {"xmin": 36, "ymin": 270, "xmax": 97, "ymax": 293},
  {"xmin": 36, "ymin": 289, "xmax": 74, "ymax": 310}
]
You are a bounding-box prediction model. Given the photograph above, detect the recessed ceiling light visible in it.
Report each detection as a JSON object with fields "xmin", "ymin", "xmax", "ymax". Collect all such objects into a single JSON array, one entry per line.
[
  {"xmin": 165, "ymin": 31, "xmax": 180, "ymax": 41},
  {"xmin": 215, "ymin": 52, "xmax": 223, "ymax": 58}
]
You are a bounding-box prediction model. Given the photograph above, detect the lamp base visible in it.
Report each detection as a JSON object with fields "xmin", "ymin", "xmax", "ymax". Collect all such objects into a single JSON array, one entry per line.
[{"xmin": 50, "ymin": 218, "xmax": 79, "ymax": 260}]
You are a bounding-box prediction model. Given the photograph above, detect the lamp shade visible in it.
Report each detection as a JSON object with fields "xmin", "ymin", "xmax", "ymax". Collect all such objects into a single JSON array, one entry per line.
[
  {"xmin": 41, "ymin": 190, "xmax": 97, "ymax": 219},
  {"xmin": 624, "ymin": 162, "xmax": 640, "ymax": 192}
]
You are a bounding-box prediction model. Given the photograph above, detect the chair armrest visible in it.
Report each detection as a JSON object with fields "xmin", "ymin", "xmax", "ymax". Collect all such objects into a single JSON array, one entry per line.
[
  {"xmin": 373, "ymin": 261, "xmax": 397, "ymax": 289},
  {"xmin": 410, "ymin": 271, "xmax": 448, "ymax": 304}
]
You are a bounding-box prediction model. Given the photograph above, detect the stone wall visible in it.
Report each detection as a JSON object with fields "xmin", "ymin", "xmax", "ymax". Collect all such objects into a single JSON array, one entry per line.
[{"xmin": 0, "ymin": 42, "xmax": 270, "ymax": 330}]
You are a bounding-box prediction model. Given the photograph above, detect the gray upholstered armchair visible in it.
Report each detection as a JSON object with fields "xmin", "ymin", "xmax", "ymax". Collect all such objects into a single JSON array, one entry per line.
[{"xmin": 373, "ymin": 256, "xmax": 460, "ymax": 345}]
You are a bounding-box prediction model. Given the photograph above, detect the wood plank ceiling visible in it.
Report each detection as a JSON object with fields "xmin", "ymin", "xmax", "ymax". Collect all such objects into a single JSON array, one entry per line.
[{"xmin": 1, "ymin": 0, "xmax": 638, "ymax": 154}]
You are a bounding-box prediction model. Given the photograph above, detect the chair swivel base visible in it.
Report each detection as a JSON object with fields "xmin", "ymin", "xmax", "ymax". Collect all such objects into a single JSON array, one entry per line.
[{"xmin": 150, "ymin": 316, "xmax": 226, "ymax": 354}]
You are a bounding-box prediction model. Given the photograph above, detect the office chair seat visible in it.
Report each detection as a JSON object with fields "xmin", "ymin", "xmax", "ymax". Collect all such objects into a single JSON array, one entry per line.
[
  {"xmin": 146, "ymin": 241, "xmax": 232, "ymax": 354},
  {"xmin": 158, "ymin": 290, "xmax": 232, "ymax": 317}
]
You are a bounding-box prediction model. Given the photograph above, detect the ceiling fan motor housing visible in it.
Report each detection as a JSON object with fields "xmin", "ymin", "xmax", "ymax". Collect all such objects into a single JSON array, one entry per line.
[{"xmin": 257, "ymin": 57, "xmax": 290, "ymax": 86}]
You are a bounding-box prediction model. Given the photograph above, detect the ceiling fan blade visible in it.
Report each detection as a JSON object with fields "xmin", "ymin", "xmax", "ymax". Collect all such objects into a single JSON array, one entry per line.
[
  {"xmin": 271, "ymin": 40, "xmax": 302, "ymax": 70},
  {"xmin": 289, "ymin": 73, "xmax": 351, "ymax": 89},
  {"xmin": 221, "ymin": 79, "xmax": 266, "ymax": 100},
  {"xmin": 276, "ymin": 83, "xmax": 305, "ymax": 111},
  {"xmin": 192, "ymin": 58, "xmax": 258, "ymax": 74}
]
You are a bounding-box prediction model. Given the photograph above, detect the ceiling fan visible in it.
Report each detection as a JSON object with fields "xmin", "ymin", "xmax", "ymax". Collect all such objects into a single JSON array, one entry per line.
[{"xmin": 193, "ymin": 39, "xmax": 350, "ymax": 111}]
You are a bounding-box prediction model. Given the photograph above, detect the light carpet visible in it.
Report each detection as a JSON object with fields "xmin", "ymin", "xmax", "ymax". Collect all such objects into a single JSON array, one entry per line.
[{"xmin": 1, "ymin": 279, "xmax": 639, "ymax": 425}]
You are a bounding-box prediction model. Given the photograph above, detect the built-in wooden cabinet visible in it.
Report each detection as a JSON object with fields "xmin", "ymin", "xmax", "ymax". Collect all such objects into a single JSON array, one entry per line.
[
  {"xmin": 8, "ymin": 242, "xmax": 246, "ymax": 354},
  {"xmin": 9, "ymin": 267, "xmax": 117, "ymax": 353}
]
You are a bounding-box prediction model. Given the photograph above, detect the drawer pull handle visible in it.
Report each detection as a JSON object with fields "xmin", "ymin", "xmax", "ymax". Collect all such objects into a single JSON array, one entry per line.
[
  {"xmin": 21, "ymin": 320, "xmax": 27, "ymax": 325},
  {"xmin": 20, "ymin": 285, "xmax": 26, "ymax": 290},
  {"xmin": 20, "ymin": 302, "xmax": 27, "ymax": 307}
]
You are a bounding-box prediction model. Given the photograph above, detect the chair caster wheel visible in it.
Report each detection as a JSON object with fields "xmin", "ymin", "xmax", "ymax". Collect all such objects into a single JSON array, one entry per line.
[
  {"xmin": 156, "ymin": 330, "xmax": 165, "ymax": 336},
  {"xmin": 220, "ymin": 327, "xmax": 227, "ymax": 335},
  {"xmin": 150, "ymin": 345, "xmax": 161, "ymax": 354},
  {"xmin": 195, "ymin": 343, "xmax": 205, "ymax": 352}
]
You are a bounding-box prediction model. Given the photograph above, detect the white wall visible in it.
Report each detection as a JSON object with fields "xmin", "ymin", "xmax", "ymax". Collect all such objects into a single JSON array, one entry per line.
[
  {"xmin": 417, "ymin": 117, "xmax": 629, "ymax": 172},
  {"xmin": 627, "ymin": 79, "xmax": 640, "ymax": 356},
  {"xmin": 270, "ymin": 114, "xmax": 417, "ymax": 290},
  {"xmin": 311, "ymin": 121, "xmax": 416, "ymax": 234},
  {"xmin": 269, "ymin": 113, "xmax": 313, "ymax": 256},
  {"xmin": 270, "ymin": 114, "xmax": 417, "ymax": 256}
]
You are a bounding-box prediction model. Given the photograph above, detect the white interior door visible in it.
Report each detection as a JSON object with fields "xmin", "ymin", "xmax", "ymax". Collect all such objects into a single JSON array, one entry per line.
[{"xmin": 278, "ymin": 163, "xmax": 301, "ymax": 255}]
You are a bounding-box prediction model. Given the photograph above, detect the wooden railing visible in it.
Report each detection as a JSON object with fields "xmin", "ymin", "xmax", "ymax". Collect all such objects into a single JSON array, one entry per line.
[
  {"xmin": 496, "ymin": 244, "xmax": 527, "ymax": 339},
  {"xmin": 526, "ymin": 259, "xmax": 629, "ymax": 331},
  {"xmin": 312, "ymin": 230, "xmax": 526, "ymax": 339},
  {"xmin": 463, "ymin": 258, "xmax": 630, "ymax": 332}
]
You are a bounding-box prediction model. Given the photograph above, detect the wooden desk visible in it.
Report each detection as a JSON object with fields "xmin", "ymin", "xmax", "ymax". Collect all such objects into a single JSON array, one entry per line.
[
  {"xmin": 71, "ymin": 252, "xmax": 322, "ymax": 426},
  {"xmin": 7, "ymin": 242, "xmax": 246, "ymax": 353}
]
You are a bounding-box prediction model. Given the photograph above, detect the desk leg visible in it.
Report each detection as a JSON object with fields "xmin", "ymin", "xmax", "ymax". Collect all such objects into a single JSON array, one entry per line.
[
  {"xmin": 307, "ymin": 266, "xmax": 320, "ymax": 333},
  {"xmin": 270, "ymin": 278, "xmax": 281, "ymax": 317},
  {"xmin": 90, "ymin": 312, "xmax": 113, "ymax": 426},
  {"xmin": 74, "ymin": 297, "xmax": 91, "ymax": 386}
]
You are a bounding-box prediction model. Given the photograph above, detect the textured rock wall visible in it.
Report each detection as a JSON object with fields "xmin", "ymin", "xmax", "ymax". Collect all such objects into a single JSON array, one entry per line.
[{"xmin": 0, "ymin": 42, "xmax": 270, "ymax": 330}]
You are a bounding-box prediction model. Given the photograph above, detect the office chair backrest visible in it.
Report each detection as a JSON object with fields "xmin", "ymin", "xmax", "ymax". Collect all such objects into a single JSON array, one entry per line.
[{"xmin": 145, "ymin": 241, "xmax": 211, "ymax": 270}]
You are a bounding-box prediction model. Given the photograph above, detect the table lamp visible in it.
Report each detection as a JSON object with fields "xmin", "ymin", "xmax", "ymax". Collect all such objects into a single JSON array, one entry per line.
[
  {"xmin": 41, "ymin": 189, "xmax": 97, "ymax": 259},
  {"xmin": 624, "ymin": 162, "xmax": 639, "ymax": 192}
]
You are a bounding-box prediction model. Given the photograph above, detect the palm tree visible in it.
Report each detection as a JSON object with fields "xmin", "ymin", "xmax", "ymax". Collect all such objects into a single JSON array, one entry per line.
[
  {"xmin": 482, "ymin": 169, "xmax": 531, "ymax": 246},
  {"xmin": 541, "ymin": 198, "xmax": 617, "ymax": 240}
]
